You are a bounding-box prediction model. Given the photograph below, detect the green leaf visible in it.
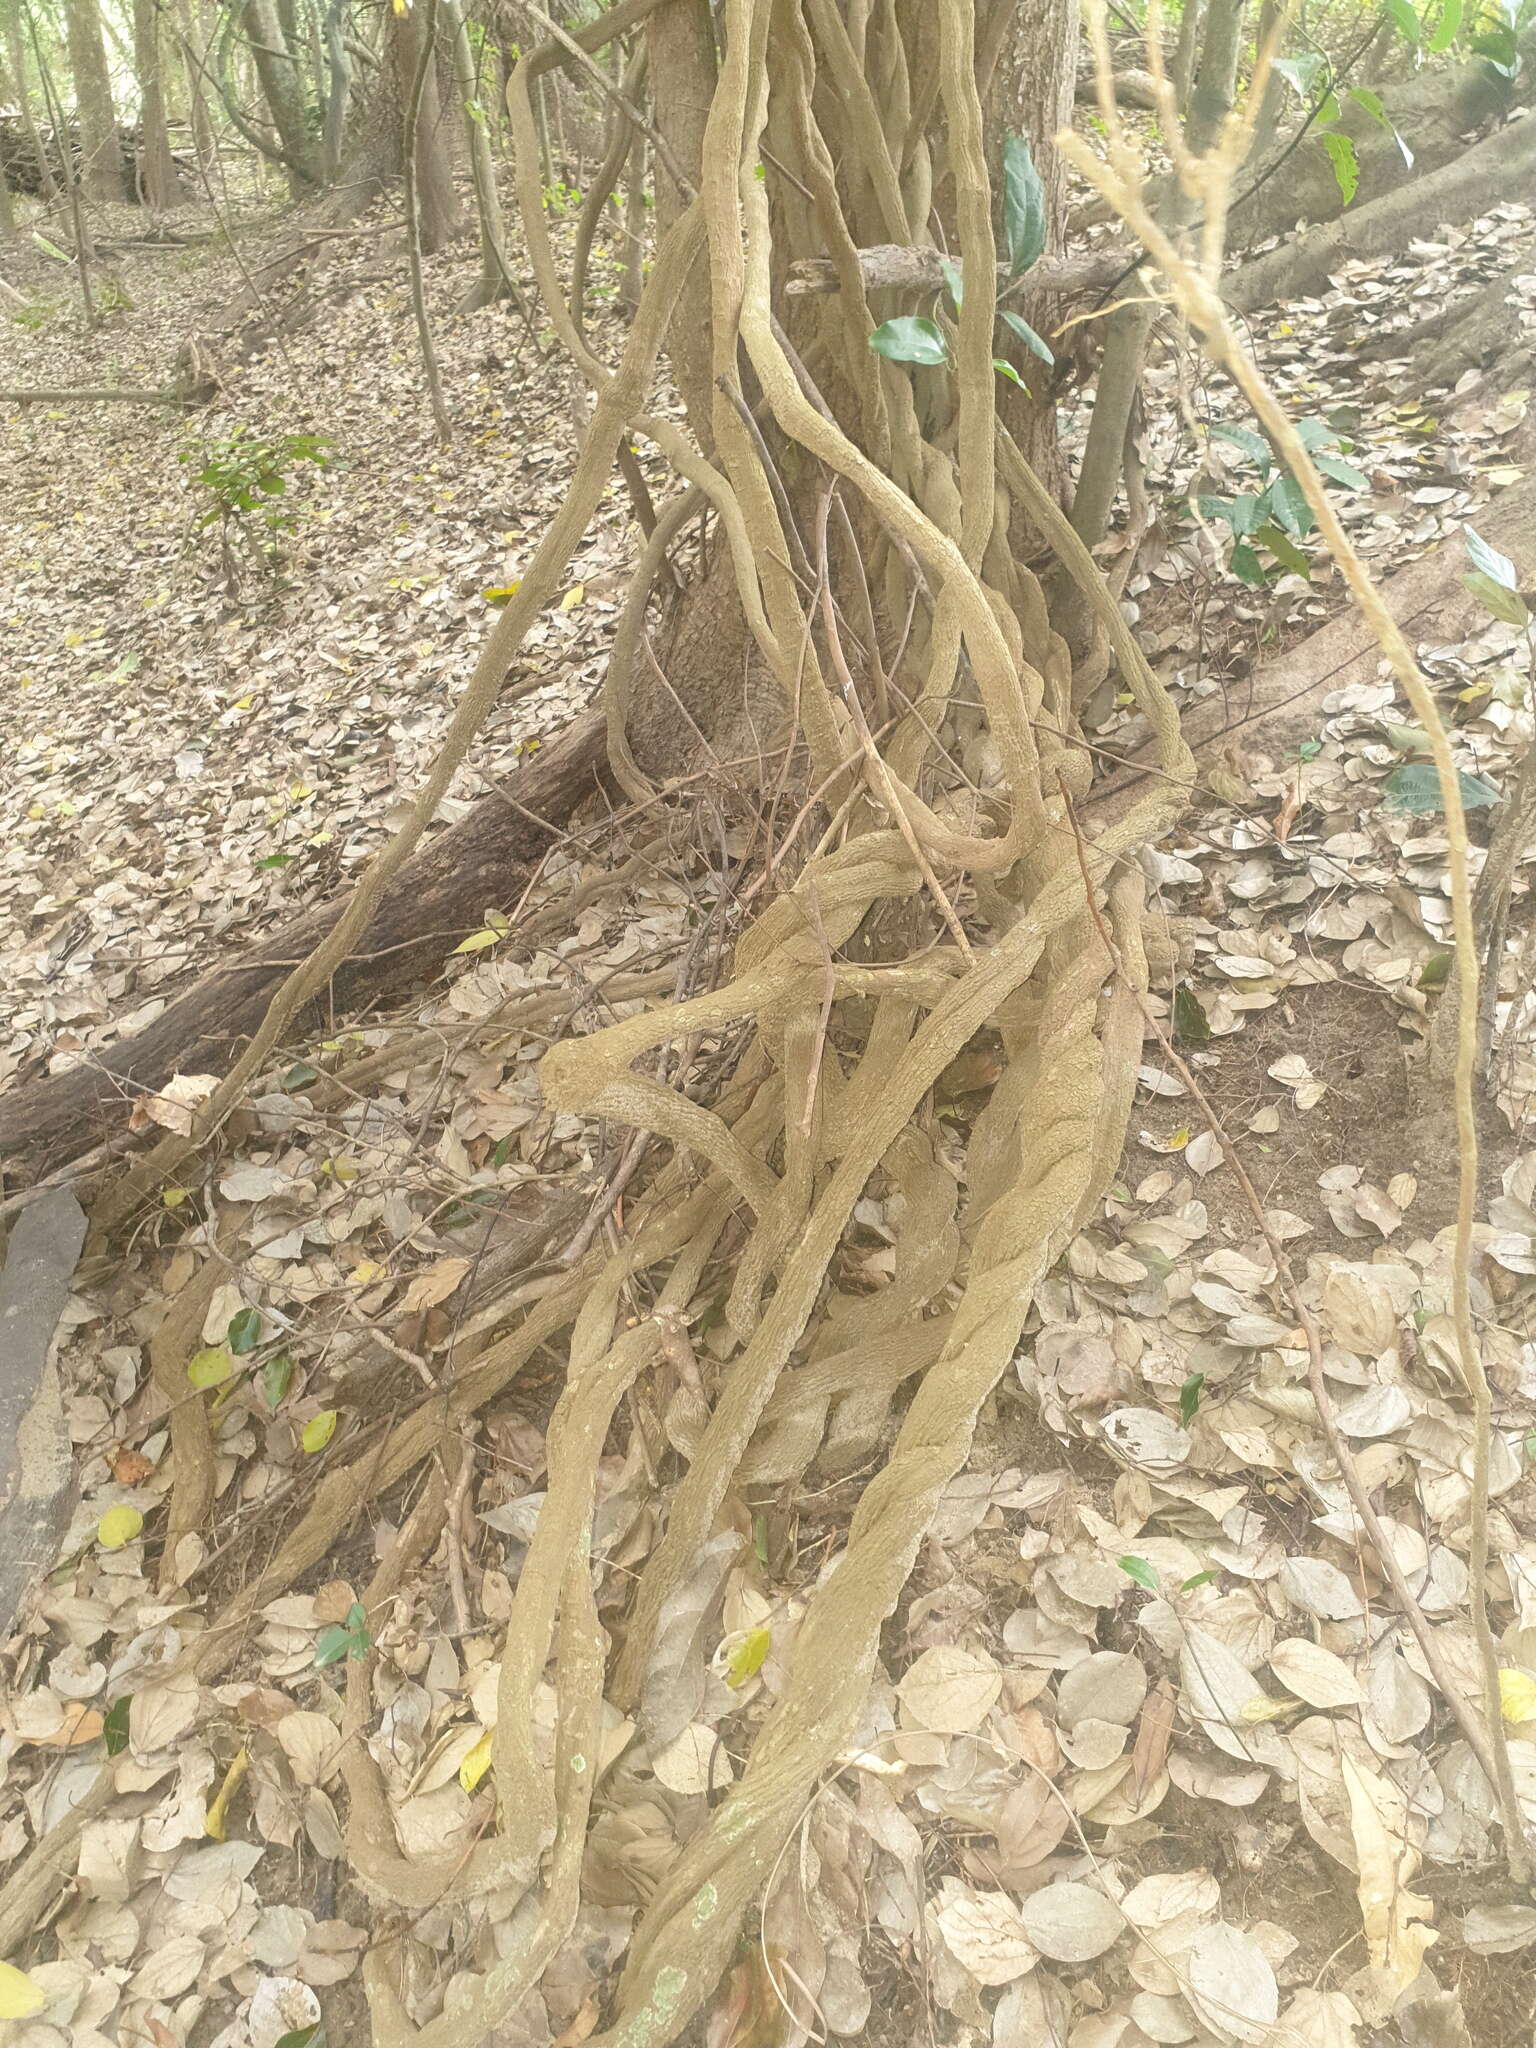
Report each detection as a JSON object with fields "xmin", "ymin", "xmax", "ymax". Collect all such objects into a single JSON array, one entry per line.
[
  {"xmin": 1464, "ymin": 571, "xmax": 1529, "ymax": 627},
  {"xmin": 993, "ymin": 357, "xmax": 1029, "ymax": 389},
  {"xmin": 1427, "ymin": 0, "xmax": 1462, "ymax": 49},
  {"xmin": 1383, "ymin": 0, "xmax": 1422, "ymax": 41},
  {"xmin": 103, "ymin": 1697, "xmax": 130, "ymax": 1756},
  {"xmin": 1465, "ymin": 524, "xmax": 1519, "ymax": 591},
  {"xmin": 868, "ymin": 316, "xmax": 948, "ymax": 366},
  {"xmin": 997, "ymin": 307, "xmax": 1055, "ymax": 365},
  {"xmin": 1230, "ymin": 540, "xmax": 1269, "ymax": 587},
  {"xmin": 1173, "ymin": 985, "xmax": 1211, "ymax": 1044},
  {"xmin": 1383, "ymin": 761, "xmax": 1503, "ymax": 814},
  {"xmin": 258, "ymin": 852, "xmax": 294, "ymax": 869},
  {"xmin": 313, "ymin": 1625, "xmax": 354, "ymax": 1668},
  {"xmin": 1347, "ymin": 85, "xmax": 1414, "ymax": 164},
  {"xmin": 725, "ymin": 1626, "xmax": 772, "ymax": 1688},
  {"xmin": 1254, "ymin": 522, "xmax": 1311, "ymax": 579},
  {"xmin": 1181, "ymin": 1570, "xmax": 1219, "ymax": 1591},
  {"xmin": 1209, "ymin": 421, "xmax": 1272, "ymax": 473},
  {"xmin": 1471, "ymin": 21, "xmax": 1518, "ymax": 72},
  {"xmin": 1321, "ymin": 131, "xmax": 1359, "ymax": 206},
  {"xmin": 1420, "ymin": 951, "xmax": 1454, "ymax": 989},
  {"xmin": 1253, "ymin": 471, "xmax": 1318, "ymax": 536},
  {"xmin": 1315, "ymin": 451, "xmax": 1370, "ymax": 490},
  {"xmin": 1292, "ymin": 416, "xmax": 1341, "ymax": 452},
  {"xmin": 1179, "ymin": 1372, "xmax": 1206, "ymax": 1425},
  {"xmin": 274, "ymin": 2029, "xmax": 326, "ymax": 2048},
  {"xmin": 939, "ymin": 256, "xmax": 963, "ymax": 309},
  {"xmin": 262, "ymin": 1352, "xmax": 295, "ymax": 1408},
  {"xmin": 1119, "ymin": 1555, "xmax": 1159, "ymax": 1591},
  {"xmin": 1001, "ymin": 132, "xmax": 1047, "ymax": 276},
  {"xmin": 227, "ymin": 1307, "xmax": 262, "ymax": 1356},
  {"xmin": 283, "ymin": 1061, "xmax": 320, "ymax": 1091},
  {"xmin": 491, "ymin": 1134, "xmax": 514, "ymax": 1169},
  {"xmin": 1226, "ymin": 491, "xmax": 1265, "ymax": 538},
  {"xmin": 1273, "ymin": 53, "xmax": 1326, "ymax": 99}
]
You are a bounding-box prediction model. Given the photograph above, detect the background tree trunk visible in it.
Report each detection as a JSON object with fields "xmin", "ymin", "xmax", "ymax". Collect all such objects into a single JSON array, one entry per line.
[
  {"xmin": 62, "ymin": 0, "xmax": 126, "ymax": 201},
  {"xmin": 392, "ymin": 0, "xmax": 460, "ymax": 252},
  {"xmin": 176, "ymin": 0, "xmax": 218, "ymax": 179},
  {"xmin": 131, "ymin": 0, "xmax": 183, "ymax": 206},
  {"xmin": 3, "ymin": 0, "xmax": 56, "ymax": 200},
  {"xmin": 245, "ymin": 0, "xmax": 321, "ymax": 191}
]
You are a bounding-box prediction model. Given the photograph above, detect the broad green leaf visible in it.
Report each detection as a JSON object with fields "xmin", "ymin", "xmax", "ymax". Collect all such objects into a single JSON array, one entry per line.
[
  {"xmin": 1274, "ymin": 53, "xmax": 1326, "ymax": 98},
  {"xmin": 939, "ymin": 256, "xmax": 964, "ymax": 309},
  {"xmin": 227, "ymin": 1307, "xmax": 262, "ymax": 1355},
  {"xmin": 1181, "ymin": 1570, "xmax": 1219, "ymax": 1591},
  {"xmin": 1428, "ymin": 0, "xmax": 1464, "ymax": 48},
  {"xmin": 314, "ymin": 1624, "xmax": 355, "ymax": 1668},
  {"xmin": 1230, "ymin": 540, "xmax": 1269, "ymax": 587},
  {"xmin": 1347, "ymin": 85, "xmax": 1414, "ymax": 164},
  {"xmin": 454, "ymin": 926, "xmax": 506, "ymax": 954},
  {"xmin": 1465, "ymin": 524, "xmax": 1519, "ymax": 591},
  {"xmin": 1471, "ymin": 21, "xmax": 1518, "ymax": 71},
  {"xmin": 998, "ymin": 306, "xmax": 1055, "ymax": 365},
  {"xmin": 1315, "ymin": 451, "xmax": 1370, "ymax": 490},
  {"xmin": 98, "ymin": 1505, "xmax": 144, "ymax": 1551},
  {"xmin": 1179, "ymin": 1373, "xmax": 1206, "ymax": 1425},
  {"xmin": 1383, "ymin": 761, "xmax": 1502, "ymax": 814},
  {"xmin": 1383, "ymin": 0, "xmax": 1422, "ymax": 41},
  {"xmin": 274, "ymin": 2030, "xmax": 326, "ymax": 2048},
  {"xmin": 187, "ymin": 1345, "xmax": 232, "ymax": 1391},
  {"xmin": 868, "ymin": 316, "xmax": 948, "ymax": 366},
  {"xmin": 1001, "ymin": 132, "xmax": 1047, "ymax": 276},
  {"xmin": 1464, "ymin": 571, "xmax": 1529, "ymax": 627},
  {"xmin": 1255, "ymin": 523, "xmax": 1312, "ymax": 579},
  {"xmin": 1292, "ymin": 415, "xmax": 1342, "ymax": 451},
  {"xmin": 1119, "ymin": 1555, "xmax": 1159, "ymax": 1591},
  {"xmin": 1321, "ymin": 131, "xmax": 1359, "ymax": 206},
  {"xmin": 262, "ymin": 1352, "xmax": 295, "ymax": 1408},
  {"xmin": 993, "ymin": 357, "xmax": 1029, "ymax": 389},
  {"xmin": 103, "ymin": 1696, "xmax": 130, "ymax": 1755},
  {"xmin": 1173, "ymin": 985, "xmax": 1211, "ymax": 1043},
  {"xmin": 1209, "ymin": 421, "xmax": 1272, "ymax": 473}
]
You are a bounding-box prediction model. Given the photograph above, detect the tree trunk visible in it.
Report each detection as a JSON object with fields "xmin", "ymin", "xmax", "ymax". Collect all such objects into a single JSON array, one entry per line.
[
  {"xmin": 393, "ymin": 0, "xmax": 459, "ymax": 252},
  {"xmin": 319, "ymin": 0, "xmax": 350, "ymax": 180},
  {"xmin": 2, "ymin": 0, "xmax": 56, "ymax": 200},
  {"xmin": 988, "ymin": 0, "xmax": 1081, "ymax": 502},
  {"xmin": 245, "ymin": 0, "xmax": 321, "ymax": 190},
  {"xmin": 1072, "ymin": 0, "xmax": 1245, "ymax": 548},
  {"xmin": 644, "ymin": 0, "xmax": 716, "ymax": 440},
  {"xmin": 131, "ymin": 0, "xmax": 182, "ymax": 206},
  {"xmin": 176, "ymin": 0, "xmax": 218, "ymax": 180},
  {"xmin": 62, "ymin": 0, "xmax": 126, "ymax": 201},
  {"xmin": 442, "ymin": 0, "xmax": 517, "ymax": 308}
]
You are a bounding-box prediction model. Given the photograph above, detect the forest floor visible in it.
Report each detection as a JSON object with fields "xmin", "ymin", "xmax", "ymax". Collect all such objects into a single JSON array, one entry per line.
[{"xmin": 2, "ymin": 177, "xmax": 1536, "ymax": 2048}]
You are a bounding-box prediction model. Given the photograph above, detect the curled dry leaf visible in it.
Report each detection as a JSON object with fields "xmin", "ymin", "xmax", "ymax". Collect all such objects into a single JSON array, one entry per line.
[
  {"xmin": 1342, "ymin": 1751, "xmax": 1436, "ymax": 2014},
  {"xmin": 1267, "ymin": 1638, "xmax": 1364, "ymax": 1709},
  {"xmin": 933, "ymin": 1881, "xmax": 1037, "ymax": 1985}
]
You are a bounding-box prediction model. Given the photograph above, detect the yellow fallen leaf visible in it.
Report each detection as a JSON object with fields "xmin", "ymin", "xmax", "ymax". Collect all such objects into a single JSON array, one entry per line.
[
  {"xmin": 481, "ymin": 581, "xmax": 521, "ymax": 604},
  {"xmin": 1342, "ymin": 1750, "xmax": 1435, "ymax": 2021},
  {"xmin": 460, "ymin": 1727, "xmax": 494, "ymax": 1793},
  {"xmin": 187, "ymin": 1345, "xmax": 232, "ymax": 1390},
  {"xmin": 302, "ymin": 1410, "xmax": 339, "ymax": 1454},
  {"xmin": 1500, "ymin": 1668, "xmax": 1536, "ymax": 1723},
  {"xmin": 97, "ymin": 1505, "xmax": 144, "ymax": 1550},
  {"xmin": 205, "ymin": 1745, "xmax": 249, "ymax": 1840},
  {"xmin": 559, "ymin": 583, "xmax": 585, "ymax": 610},
  {"xmin": 0, "ymin": 1961, "xmax": 47, "ymax": 2019},
  {"xmin": 1239, "ymin": 1692, "xmax": 1298, "ymax": 1723},
  {"xmin": 725, "ymin": 1627, "xmax": 771, "ymax": 1689},
  {"xmin": 453, "ymin": 926, "xmax": 504, "ymax": 954}
]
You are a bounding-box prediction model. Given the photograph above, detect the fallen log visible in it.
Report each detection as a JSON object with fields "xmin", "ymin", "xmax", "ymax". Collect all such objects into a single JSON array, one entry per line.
[
  {"xmin": 1223, "ymin": 111, "xmax": 1536, "ymax": 312},
  {"xmin": 0, "ymin": 710, "xmax": 606, "ymax": 1189}
]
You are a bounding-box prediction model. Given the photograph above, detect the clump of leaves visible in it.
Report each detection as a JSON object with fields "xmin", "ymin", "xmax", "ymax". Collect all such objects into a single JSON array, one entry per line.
[
  {"xmin": 1196, "ymin": 416, "xmax": 1369, "ymax": 587},
  {"xmin": 179, "ymin": 426, "xmax": 334, "ymax": 586},
  {"xmin": 867, "ymin": 132, "xmax": 1055, "ymax": 389}
]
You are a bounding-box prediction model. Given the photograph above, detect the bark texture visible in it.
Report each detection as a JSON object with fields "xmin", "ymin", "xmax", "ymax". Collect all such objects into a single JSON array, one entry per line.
[
  {"xmin": 132, "ymin": 0, "xmax": 183, "ymax": 206},
  {"xmin": 62, "ymin": 0, "xmax": 125, "ymax": 201}
]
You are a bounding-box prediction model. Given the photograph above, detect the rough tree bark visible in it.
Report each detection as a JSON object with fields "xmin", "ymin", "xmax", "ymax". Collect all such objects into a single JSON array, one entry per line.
[
  {"xmin": 244, "ymin": 0, "xmax": 322, "ymax": 190},
  {"xmin": 131, "ymin": 0, "xmax": 183, "ymax": 206},
  {"xmin": 62, "ymin": 0, "xmax": 126, "ymax": 201},
  {"xmin": 2, "ymin": 0, "xmax": 56, "ymax": 200}
]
